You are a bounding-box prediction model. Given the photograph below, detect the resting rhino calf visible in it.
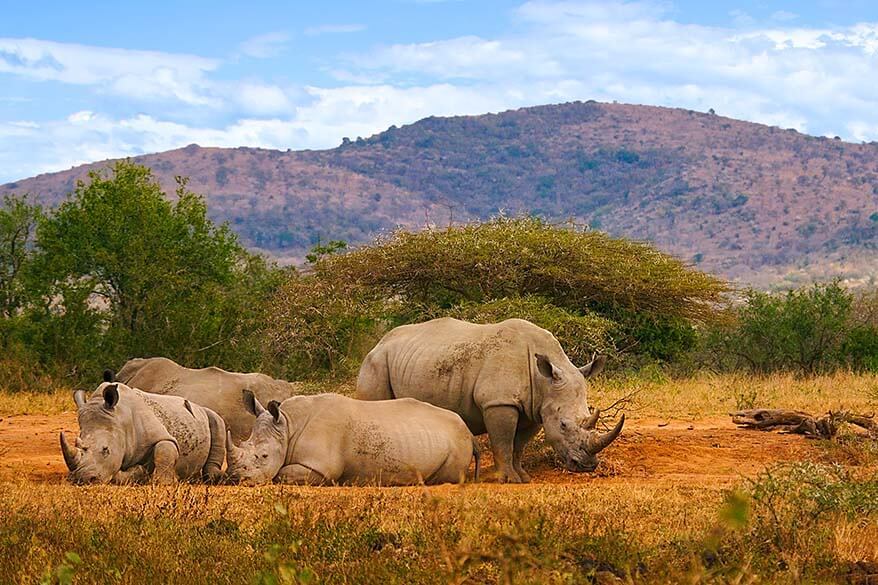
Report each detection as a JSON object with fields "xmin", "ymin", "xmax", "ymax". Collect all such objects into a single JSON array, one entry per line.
[
  {"xmin": 114, "ymin": 357, "xmax": 301, "ymax": 442},
  {"xmin": 60, "ymin": 374, "xmax": 226, "ymax": 485},
  {"xmin": 226, "ymin": 391, "xmax": 479, "ymax": 486},
  {"xmin": 357, "ymin": 317, "xmax": 624, "ymax": 483}
]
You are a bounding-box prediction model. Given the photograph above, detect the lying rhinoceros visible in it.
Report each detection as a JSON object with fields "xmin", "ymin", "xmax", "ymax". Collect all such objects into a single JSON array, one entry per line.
[
  {"xmin": 357, "ymin": 317, "xmax": 624, "ymax": 483},
  {"xmin": 226, "ymin": 391, "xmax": 479, "ymax": 486},
  {"xmin": 112, "ymin": 357, "xmax": 301, "ymax": 442},
  {"xmin": 60, "ymin": 374, "xmax": 226, "ymax": 485}
]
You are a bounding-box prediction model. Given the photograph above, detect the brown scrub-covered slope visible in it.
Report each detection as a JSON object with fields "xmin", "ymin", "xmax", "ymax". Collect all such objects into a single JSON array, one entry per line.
[{"xmin": 4, "ymin": 101, "xmax": 878, "ymax": 284}]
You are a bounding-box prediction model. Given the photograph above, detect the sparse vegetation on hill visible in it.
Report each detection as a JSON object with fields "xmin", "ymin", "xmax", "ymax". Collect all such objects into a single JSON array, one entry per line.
[{"xmin": 3, "ymin": 101, "xmax": 878, "ymax": 284}]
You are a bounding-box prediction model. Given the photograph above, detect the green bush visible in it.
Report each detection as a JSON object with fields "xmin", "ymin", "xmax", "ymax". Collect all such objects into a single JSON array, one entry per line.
[
  {"xmin": 718, "ymin": 282, "xmax": 853, "ymax": 374},
  {"xmin": 266, "ymin": 217, "xmax": 728, "ymax": 376},
  {"xmin": 0, "ymin": 162, "xmax": 287, "ymax": 389}
]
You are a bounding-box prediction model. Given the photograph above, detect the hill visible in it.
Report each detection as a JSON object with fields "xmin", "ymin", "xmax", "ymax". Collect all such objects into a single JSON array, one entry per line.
[{"xmin": 4, "ymin": 101, "xmax": 878, "ymax": 286}]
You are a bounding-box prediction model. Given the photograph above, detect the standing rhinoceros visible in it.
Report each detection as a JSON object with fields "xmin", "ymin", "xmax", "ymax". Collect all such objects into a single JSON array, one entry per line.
[
  {"xmin": 226, "ymin": 391, "xmax": 479, "ymax": 486},
  {"xmin": 113, "ymin": 357, "xmax": 301, "ymax": 442},
  {"xmin": 356, "ymin": 317, "xmax": 624, "ymax": 483},
  {"xmin": 60, "ymin": 375, "xmax": 226, "ymax": 485}
]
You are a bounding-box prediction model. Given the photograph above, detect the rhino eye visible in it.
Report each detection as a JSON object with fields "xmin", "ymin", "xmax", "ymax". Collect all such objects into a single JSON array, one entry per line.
[
  {"xmin": 262, "ymin": 454, "xmax": 268, "ymax": 459},
  {"xmin": 102, "ymin": 447, "xmax": 110, "ymax": 456}
]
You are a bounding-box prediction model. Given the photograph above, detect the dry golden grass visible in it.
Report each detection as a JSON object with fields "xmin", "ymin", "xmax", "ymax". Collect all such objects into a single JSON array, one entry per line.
[
  {"xmin": 5, "ymin": 371, "xmax": 873, "ymax": 420},
  {"xmin": 0, "ymin": 388, "xmax": 74, "ymax": 416},
  {"xmin": 2, "ymin": 373, "xmax": 876, "ymax": 583},
  {"xmin": 593, "ymin": 370, "xmax": 878, "ymax": 420}
]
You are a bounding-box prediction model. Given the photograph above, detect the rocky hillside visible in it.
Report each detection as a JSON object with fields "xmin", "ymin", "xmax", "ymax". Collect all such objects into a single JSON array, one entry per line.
[{"xmin": 4, "ymin": 101, "xmax": 878, "ymax": 286}]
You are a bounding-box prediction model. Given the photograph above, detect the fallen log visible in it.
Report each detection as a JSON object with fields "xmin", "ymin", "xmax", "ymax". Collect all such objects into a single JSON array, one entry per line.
[{"xmin": 730, "ymin": 409, "xmax": 877, "ymax": 439}]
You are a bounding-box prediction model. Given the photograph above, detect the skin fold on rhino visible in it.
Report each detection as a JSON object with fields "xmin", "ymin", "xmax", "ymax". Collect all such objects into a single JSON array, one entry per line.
[
  {"xmin": 114, "ymin": 357, "xmax": 301, "ymax": 443},
  {"xmin": 356, "ymin": 317, "xmax": 624, "ymax": 483},
  {"xmin": 226, "ymin": 391, "xmax": 480, "ymax": 486},
  {"xmin": 60, "ymin": 374, "xmax": 227, "ymax": 485}
]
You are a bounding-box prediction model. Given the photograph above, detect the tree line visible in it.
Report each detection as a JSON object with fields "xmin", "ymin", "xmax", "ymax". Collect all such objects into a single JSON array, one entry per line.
[{"xmin": 2, "ymin": 161, "xmax": 877, "ymax": 391}]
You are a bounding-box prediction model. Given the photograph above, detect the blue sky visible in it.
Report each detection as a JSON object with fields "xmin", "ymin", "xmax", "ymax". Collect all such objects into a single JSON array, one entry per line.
[{"xmin": 1, "ymin": 0, "xmax": 877, "ymax": 183}]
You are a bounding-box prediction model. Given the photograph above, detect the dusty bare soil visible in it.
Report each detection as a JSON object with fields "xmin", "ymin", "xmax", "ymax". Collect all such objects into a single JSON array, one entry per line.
[{"xmin": 0, "ymin": 412, "xmax": 818, "ymax": 485}]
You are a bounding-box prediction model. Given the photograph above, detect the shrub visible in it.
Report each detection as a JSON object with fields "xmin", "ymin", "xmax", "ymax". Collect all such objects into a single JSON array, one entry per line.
[
  {"xmin": 267, "ymin": 217, "xmax": 728, "ymax": 376},
  {"xmin": 725, "ymin": 282, "xmax": 853, "ymax": 374}
]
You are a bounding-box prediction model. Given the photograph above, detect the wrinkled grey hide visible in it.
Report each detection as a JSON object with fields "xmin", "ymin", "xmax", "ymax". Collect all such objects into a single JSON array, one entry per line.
[
  {"xmin": 226, "ymin": 392, "xmax": 479, "ymax": 486},
  {"xmin": 356, "ymin": 317, "xmax": 623, "ymax": 483},
  {"xmin": 60, "ymin": 379, "xmax": 226, "ymax": 485},
  {"xmin": 114, "ymin": 357, "xmax": 301, "ymax": 442}
]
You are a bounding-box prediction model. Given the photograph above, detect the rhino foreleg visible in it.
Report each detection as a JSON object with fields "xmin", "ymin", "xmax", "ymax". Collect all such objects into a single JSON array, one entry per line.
[
  {"xmin": 152, "ymin": 440, "xmax": 180, "ymax": 485},
  {"xmin": 112, "ymin": 464, "xmax": 150, "ymax": 485},
  {"xmin": 512, "ymin": 424, "xmax": 539, "ymax": 483},
  {"xmin": 483, "ymin": 406, "xmax": 523, "ymax": 483},
  {"xmin": 275, "ymin": 463, "xmax": 330, "ymax": 486}
]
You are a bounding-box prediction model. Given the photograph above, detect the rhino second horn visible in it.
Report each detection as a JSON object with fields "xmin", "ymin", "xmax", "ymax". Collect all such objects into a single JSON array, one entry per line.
[
  {"xmin": 583, "ymin": 408, "xmax": 600, "ymax": 430},
  {"xmin": 60, "ymin": 431, "xmax": 81, "ymax": 471},
  {"xmin": 589, "ymin": 414, "xmax": 625, "ymax": 453},
  {"xmin": 226, "ymin": 431, "xmax": 243, "ymax": 464}
]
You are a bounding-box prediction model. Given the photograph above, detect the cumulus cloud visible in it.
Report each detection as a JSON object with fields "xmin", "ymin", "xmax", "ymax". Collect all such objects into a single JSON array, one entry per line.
[
  {"xmin": 3, "ymin": 1, "xmax": 878, "ymax": 183},
  {"xmin": 0, "ymin": 37, "xmax": 219, "ymax": 105},
  {"xmin": 238, "ymin": 32, "xmax": 291, "ymax": 58}
]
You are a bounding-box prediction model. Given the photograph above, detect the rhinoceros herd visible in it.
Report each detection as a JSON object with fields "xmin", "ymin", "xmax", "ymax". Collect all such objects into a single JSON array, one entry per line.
[{"xmin": 61, "ymin": 317, "xmax": 625, "ymax": 486}]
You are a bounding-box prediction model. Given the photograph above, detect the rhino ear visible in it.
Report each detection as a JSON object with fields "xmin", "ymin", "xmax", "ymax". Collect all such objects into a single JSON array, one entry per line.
[
  {"xmin": 103, "ymin": 384, "xmax": 120, "ymax": 409},
  {"xmin": 535, "ymin": 354, "xmax": 561, "ymax": 382},
  {"xmin": 267, "ymin": 401, "xmax": 281, "ymax": 424},
  {"xmin": 242, "ymin": 389, "xmax": 265, "ymax": 417},
  {"xmin": 73, "ymin": 390, "xmax": 87, "ymax": 410},
  {"xmin": 103, "ymin": 369, "xmax": 116, "ymax": 383},
  {"xmin": 579, "ymin": 354, "xmax": 607, "ymax": 379}
]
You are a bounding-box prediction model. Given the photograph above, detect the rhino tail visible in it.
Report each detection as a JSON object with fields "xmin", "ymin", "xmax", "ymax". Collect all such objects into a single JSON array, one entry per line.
[
  {"xmin": 471, "ymin": 437, "xmax": 481, "ymax": 483},
  {"xmin": 184, "ymin": 399, "xmax": 195, "ymax": 417},
  {"xmin": 202, "ymin": 408, "xmax": 226, "ymax": 484}
]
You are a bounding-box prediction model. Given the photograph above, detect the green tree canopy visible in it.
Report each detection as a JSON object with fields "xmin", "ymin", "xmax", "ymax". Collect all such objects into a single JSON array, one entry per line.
[
  {"xmin": 23, "ymin": 160, "xmax": 285, "ymax": 378},
  {"xmin": 0, "ymin": 194, "xmax": 42, "ymax": 318}
]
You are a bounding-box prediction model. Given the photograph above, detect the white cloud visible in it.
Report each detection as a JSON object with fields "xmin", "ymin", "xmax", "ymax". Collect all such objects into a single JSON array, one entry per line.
[
  {"xmin": 238, "ymin": 32, "xmax": 291, "ymax": 58},
  {"xmin": 4, "ymin": 0, "xmax": 878, "ymax": 184},
  {"xmin": 0, "ymin": 37, "xmax": 219, "ymax": 105},
  {"xmin": 304, "ymin": 24, "xmax": 366, "ymax": 36},
  {"xmin": 235, "ymin": 83, "xmax": 294, "ymax": 115}
]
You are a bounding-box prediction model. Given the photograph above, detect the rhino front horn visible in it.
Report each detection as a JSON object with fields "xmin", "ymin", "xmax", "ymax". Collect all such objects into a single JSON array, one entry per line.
[
  {"xmin": 590, "ymin": 414, "xmax": 625, "ymax": 453},
  {"xmin": 60, "ymin": 431, "xmax": 81, "ymax": 471}
]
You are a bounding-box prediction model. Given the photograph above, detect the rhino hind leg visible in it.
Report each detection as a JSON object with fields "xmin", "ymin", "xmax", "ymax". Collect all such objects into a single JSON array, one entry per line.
[
  {"xmin": 355, "ymin": 351, "xmax": 395, "ymax": 401},
  {"xmin": 152, "ymin": 440, "xmax": 180, "ymax": 485},
  {"xmin": 202, "ymin": 409, "xmax": 227, "ymax": 483},
  {"xmin": 483, "ymin": 406, "xmax": 524, "ymax": 483},
  {"xmin": 275, "ymin": 463, "xmax": 330, "ymax": 486}
]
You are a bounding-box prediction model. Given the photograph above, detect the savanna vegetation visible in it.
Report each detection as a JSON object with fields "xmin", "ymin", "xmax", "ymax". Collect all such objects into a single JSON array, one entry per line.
[{"xmin": 2, "ymin": 161, "xmax": 878, "ymax": 583}]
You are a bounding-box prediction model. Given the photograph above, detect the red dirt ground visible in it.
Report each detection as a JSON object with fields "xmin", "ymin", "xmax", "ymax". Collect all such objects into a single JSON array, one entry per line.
[{"xmin": 0, "ymin": 412, "xmax": 820, "ymax": 485}]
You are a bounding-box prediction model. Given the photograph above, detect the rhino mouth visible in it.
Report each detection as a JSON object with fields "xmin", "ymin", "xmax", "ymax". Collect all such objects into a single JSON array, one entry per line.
[{"xmin": 565, "ymin": 457, "xmax": 598, "ymax": 473}]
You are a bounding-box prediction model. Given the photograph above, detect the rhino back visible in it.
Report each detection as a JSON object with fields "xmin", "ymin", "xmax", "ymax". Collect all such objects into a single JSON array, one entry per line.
[
  {"xmin": 118, "ymin": 358, "xmax": 300, "ymax": 441},
  {"xmin": 283, "ymin": 394, "xmax": 472, "ymax": 485},
  {"xmin": 134, "ymin": 391, "xmax": 212, "ymax": 479}
]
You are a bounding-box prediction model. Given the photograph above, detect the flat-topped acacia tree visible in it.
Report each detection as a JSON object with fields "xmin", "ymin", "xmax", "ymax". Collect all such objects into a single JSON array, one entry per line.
[{"xmin": 267, "ymin": 217, "xmax": 730, "ymax": 376}]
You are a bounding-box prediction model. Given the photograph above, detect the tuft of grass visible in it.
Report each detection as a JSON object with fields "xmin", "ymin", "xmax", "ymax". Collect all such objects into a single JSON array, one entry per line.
[{"xmin": 0, "ymin": 388, "xmax": 74, "ymax": 416}]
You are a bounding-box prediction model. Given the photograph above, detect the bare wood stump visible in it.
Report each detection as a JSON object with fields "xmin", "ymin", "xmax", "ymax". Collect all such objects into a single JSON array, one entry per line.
[{"xmin": 730, "ymin": 409, "xmax": 877, "ymax": 439}]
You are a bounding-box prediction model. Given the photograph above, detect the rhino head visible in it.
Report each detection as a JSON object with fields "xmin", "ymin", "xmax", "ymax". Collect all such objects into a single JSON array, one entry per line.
[
  {"xmin": 535, "ymin": 353, "xmax": 624, "ymax": 472},
  {"xmin": 225, "ymin": 390, "xmax": 287, "ymax": 485},
  {"xmin": 61, "ymin": 377, "xmax": 127, "ymax": 484}
]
